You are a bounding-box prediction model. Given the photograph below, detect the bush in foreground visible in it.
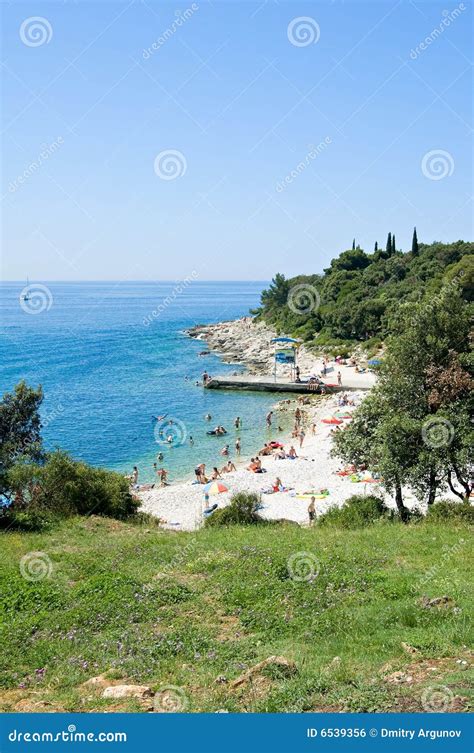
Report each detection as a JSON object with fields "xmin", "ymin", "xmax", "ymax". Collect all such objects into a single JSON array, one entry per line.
[
  {"xmin": 2, "ymin": 450, "xmax": 138, "ymax": 531},
  {"xmin": 205, "ymin": 492, "xmax": 263, "ymax": 527},
  {"xmin": 318, "ymin": 495, "xmax": 392, "ymax": 529},
  {"xmin": 426, "ymin": 499, "xmax": 474, "ymax": 524}
]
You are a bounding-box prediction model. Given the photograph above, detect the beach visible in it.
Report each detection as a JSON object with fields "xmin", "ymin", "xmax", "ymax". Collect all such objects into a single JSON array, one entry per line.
[{"xmin": 137, "ymin": 319, "xmax": 392, "ymax": 530}]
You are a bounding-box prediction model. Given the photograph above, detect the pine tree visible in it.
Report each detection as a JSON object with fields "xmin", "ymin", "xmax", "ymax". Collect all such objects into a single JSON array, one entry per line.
[
  {"xmin": 392, "ymin": 234, "xmax": 396, "ymax": 255},
  {"xmin": 411, "ymin": 227, "xmax": 419, "ymax": 256},
  {"xmin": 385, "ymin": 232, "xmax": 392, "ymax": 258},
  {"xmin": 352, "ymin": 239, "xmax": 356, "ymax": 250}
]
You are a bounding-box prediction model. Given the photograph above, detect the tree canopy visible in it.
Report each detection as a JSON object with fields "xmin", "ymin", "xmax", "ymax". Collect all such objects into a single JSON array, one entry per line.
[
  {"xmin": 255, "ymin": 238, "xmax": 473, "ymax": 346},
  {"xmin": 332, "ymin": 283, "xmax": 473, "ymax": 516}
]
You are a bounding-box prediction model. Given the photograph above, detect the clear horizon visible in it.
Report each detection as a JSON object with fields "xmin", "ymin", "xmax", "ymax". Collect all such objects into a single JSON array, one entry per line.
[{"xmin": 1, "ymin": 0, "xmax": 472, "ymax": 282}]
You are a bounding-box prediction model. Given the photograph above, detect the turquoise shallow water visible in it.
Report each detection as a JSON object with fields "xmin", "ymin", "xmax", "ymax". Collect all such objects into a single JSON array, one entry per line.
[{"xmin": 0, "ymin": 281, "xmax": 285, "ymax": 483}]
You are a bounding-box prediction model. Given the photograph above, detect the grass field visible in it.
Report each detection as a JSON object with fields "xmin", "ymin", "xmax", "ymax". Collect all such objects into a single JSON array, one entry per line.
[{"xmin": 0, "ymin": 516, "xmax": 472, "ymax": 713}]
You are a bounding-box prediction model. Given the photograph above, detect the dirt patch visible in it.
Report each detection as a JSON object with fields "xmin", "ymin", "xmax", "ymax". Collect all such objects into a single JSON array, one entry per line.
[
  {"xmin": 383, "ymin": 656, "xmax": 471, "ymax": 686},
  {"xmin": 216, "ymin": 615, "xmax": 241, "ymax": 642}
]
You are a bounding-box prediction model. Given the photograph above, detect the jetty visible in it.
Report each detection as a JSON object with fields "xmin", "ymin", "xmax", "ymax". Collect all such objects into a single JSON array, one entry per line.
[{"xmin": 204, "ymin": 374, "xmax": 372, "ymax": 394}]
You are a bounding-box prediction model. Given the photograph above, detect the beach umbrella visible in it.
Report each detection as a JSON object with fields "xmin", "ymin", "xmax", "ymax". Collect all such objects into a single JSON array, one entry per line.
[
  {"xmin": 322, "ymin": 417, "xmax": 343, "ymax": 425},
  {"xmin": 203, "ymin": 480, "xmax": 229, "ymax": 495}
]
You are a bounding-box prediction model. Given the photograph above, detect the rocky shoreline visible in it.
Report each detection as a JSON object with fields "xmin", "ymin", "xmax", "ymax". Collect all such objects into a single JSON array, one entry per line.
[{"xmin": 186, "ymin": 318, "xmax": 321, "ymax": 377}]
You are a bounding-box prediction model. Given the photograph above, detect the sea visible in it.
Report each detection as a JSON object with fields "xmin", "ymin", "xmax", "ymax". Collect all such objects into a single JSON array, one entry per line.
[{"xmin": 0, "ymin": 281, "xmax": 285, "ymax": 483}]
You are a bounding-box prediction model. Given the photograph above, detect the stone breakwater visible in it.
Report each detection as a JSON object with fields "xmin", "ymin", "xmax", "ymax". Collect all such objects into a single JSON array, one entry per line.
[{"xmin": 186, "ymin": 318, "xmax": 320, "ymax": 377}]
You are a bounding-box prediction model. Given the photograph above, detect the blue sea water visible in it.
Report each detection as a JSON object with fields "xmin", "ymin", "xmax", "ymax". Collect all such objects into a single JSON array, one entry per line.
[{"xmin": 0, "ymin": 281, "xmax": 284, "ymax": 483}]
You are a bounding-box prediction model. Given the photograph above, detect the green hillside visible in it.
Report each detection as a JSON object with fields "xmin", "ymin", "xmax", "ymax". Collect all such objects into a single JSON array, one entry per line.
[
  {"xmin": 255, "ymin": 237, "xmax": 473, "ymax": 350},
  {"xmin": 0, "ymin": 515, "xmax": 472, "ymax": 713}
]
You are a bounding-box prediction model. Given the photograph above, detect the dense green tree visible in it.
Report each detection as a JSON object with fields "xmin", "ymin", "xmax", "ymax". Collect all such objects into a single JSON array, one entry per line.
[
  {"xmin": 333, "ymin": 284, "xmax": 473, "ymax": 513},
  {"xmin": 0, "ymin": 381, "xmax": 44, "ymax": 498},
  {"xmin": 411, "ymin": 227, "xmax": 419, "ymax": 256}
]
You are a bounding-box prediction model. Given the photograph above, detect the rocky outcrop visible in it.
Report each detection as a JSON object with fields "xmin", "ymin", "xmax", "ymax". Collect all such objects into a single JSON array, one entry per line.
[{"xmin": 187, "ymin": 319, "xmax": 319, "ymax": 377}]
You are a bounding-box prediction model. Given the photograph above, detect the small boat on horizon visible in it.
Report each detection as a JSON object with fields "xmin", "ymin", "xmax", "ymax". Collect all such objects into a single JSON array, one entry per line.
[{"xmin": 21, "ymin": 277, "xmax": 31, "ymax": 301}]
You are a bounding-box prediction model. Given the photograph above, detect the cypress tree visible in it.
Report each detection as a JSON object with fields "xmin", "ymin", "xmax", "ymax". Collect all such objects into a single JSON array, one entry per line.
[
  {"xmin": 385, "ymin": 232, "xmax": 392, "ymax": 258},
  {"xmin": 374, "ymin": 241, "xmax": 378, "ymax": 253},
  {"xmin": 392, "ymin": 234, "xmax": 396, "ymax": 254},
  {"xmin": 412, "ymin": 227, "xmax": 419, "ymax": 256},
  {"xmin": 352, "ymin": 239, "xmax": 356, "ymax": 250}
]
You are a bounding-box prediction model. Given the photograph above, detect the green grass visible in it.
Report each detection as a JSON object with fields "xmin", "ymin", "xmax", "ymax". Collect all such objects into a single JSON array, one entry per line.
[{"xmin": 0, "ymin": 516, "xmax": 472, "ymax": 713}]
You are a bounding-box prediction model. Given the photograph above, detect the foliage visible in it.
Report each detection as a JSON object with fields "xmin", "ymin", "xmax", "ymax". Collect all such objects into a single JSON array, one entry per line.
[
  {"xmin": 2, "ymin": 450, "xmax": 138, "ymax": 531},
  {"xmin": 318, "ymin": 495, "xmax": 392, "ymax": 528},
  {"xmin": 333, "ymin": 284, "xmax": 473, "ymax": 515},
  {"xmin": 205, "ymin": 492, "xmax": 263, "ymax": 527},
  {"xmin": 0, "ymin": 381, "xmax": 44, "ymax": 498},
  {"xmin": 256, "ymin": 239, "xmax": 473, "ymax": 343},
  {"xmin": 425, "ymin": 500, "xmax": 474, "ymax": 524}
]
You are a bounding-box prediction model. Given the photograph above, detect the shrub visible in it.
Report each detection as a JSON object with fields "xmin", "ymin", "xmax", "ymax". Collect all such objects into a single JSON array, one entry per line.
[
  {"xmin": 205, "ymin": 492, "xmax": 263, "ymax": 527},
  {"xmin": 426, "ymin": 499, "xmax": 474, "ymax": 524},
  {"xmin": 2, "ymin": 450, "xmax": 138, "ymax": 530},
  {"xmin": 318, "ymin": 495, "xmax": 393, "ymax": 529}
]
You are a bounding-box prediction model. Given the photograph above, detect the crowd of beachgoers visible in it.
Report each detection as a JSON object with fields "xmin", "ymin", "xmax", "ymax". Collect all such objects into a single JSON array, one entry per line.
[{"xmin": 130, "ymin": 321, "xmax": 393, "ymax": 529}]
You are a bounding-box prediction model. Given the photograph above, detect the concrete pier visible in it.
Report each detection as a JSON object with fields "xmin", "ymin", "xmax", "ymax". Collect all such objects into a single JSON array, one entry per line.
[{"xmin": 204, "ymin": 375, "xmax": 370, "ymax": 394}]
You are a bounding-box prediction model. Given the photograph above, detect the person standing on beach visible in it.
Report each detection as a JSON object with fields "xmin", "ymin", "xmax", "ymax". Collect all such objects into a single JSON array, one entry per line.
[
  {"xmin": 298, "ymin": 429, "xmax": 305, "ymax": 448},
  {"xmin": 266, "ymin": 411, "xmax": 273, "ymax": 427},
  {"xmin": 195, "ymin": 463, "xmax": 207, "ymax": 483},
  {"xmin": 131, "ymin": 466, "xmax": 138, "ymax": 486},
  {"xmin": 308, "ymin": 497, "xmax": 316, "ymax": 526},
  {"xmin": 295, "ymin": 407, "xmax": 301, "ymax": 426},
  {"xmin": 337, "ymin": 371, "xmax": 342, "ymax": 386},
  {"xmin": 235, "ymin": 437, "xmax": 241, "ymax": 455}
]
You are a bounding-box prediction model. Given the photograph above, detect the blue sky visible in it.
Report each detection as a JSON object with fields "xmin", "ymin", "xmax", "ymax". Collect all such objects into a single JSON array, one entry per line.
[{"xmin": 1, "ymin": 0, "xmax": 472, "ymax": 281}]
